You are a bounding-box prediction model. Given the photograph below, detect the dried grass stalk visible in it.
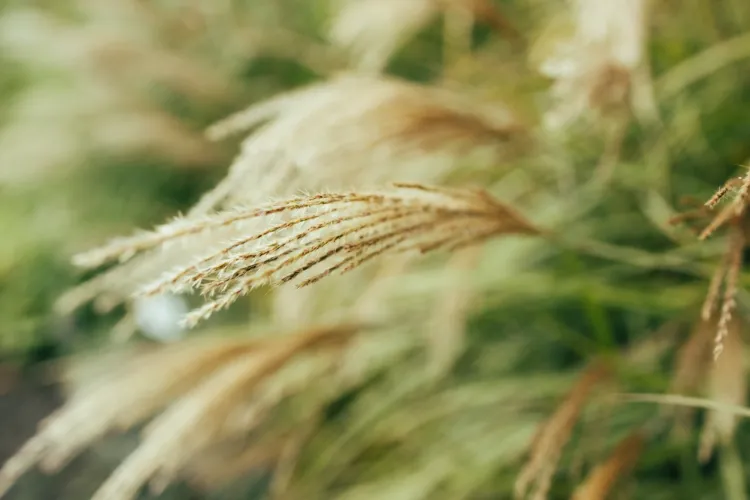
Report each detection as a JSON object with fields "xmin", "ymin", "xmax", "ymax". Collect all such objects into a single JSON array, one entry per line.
[
  {"xmin": 671, "ymin": 323, "xmax": 713, "ymax": 392},
  {"xmin": 515, "ymin": 362, "xmax": 609, "ymax": 500},
  {"xmin": 0, "ymin": 5, "xmax": 235, "ymax": 186},
  {"xmin": 711, "ymin": 227, "xmax": 744, "ymax": 360},
  {"xmin": 71, "ymin": 183, "xmax": 536, "ymax": 328},
  {"xmin": 693, "ymin": 174, "xmax": 748, "ymax": 361},
  {"xmin": 672, "ymin": 174, "xmax": 748, "ymax": 360},
  {"xmin": 698, "ymin": 316, "xmax": 746, "ymax": 463},
  {"xmin": 669, "ymin": 319, "xmax": 713, "ymax": 439},
  {"xmin": 571, "ymin": 431, "xmax": 645, "ymax": 500}
]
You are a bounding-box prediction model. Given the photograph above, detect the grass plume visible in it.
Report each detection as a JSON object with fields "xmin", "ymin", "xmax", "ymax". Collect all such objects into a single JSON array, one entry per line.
[
  {"xmin": 0, "ymin": 323, "xmax": 375, "ymax": 500},
  {"xmin": 69, "ymin": 183, "xmax": 536, "ymax": 327},
  {"xmin": 198, "ymin": 74, "xmax": 525, "ymax": 213}
]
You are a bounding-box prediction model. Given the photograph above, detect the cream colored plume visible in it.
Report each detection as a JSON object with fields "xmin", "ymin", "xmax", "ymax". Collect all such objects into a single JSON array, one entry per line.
[
  {"xmin": 198, "ymin": 74, "xmax": 522, "ymax": 214},
  {"xmin": 533, "ymin": 0, "xmax": 648, "ymax": 130},
  {"xmin": 0, "ymin": 323, "xmax": 420, "ymax": 500}
]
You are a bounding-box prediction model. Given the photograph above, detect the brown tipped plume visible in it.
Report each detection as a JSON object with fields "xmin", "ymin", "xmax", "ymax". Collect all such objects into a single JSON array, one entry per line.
[
  {"xmin": 515, "ymin": 362, "xmax": 610, "ymax": 500},
  {"xmin": 0, "ymin": 323, "xmax": 367, "ymax": 500},
  {"xmin": 69, "ymin": 183, "xmax": 537, "ymax": 327},
  {"xmin": 571, "ymin": 431, "xmax": 645, "ymax": 500},
  {"xmin": 199, "ymin": 74, "xmax": 523, "ymax": 213}
]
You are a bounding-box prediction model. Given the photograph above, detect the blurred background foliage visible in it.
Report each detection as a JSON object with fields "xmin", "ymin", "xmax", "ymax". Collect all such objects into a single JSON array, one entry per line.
[{"xmin": 3, "ymin": 0, "xmax": 750, "ymax": 499}]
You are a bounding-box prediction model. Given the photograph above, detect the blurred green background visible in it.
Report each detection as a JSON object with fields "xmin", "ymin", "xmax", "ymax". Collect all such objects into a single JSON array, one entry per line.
[{"xmin": 3, "ymin": 0, "xmax": 750, "ymax": 499}]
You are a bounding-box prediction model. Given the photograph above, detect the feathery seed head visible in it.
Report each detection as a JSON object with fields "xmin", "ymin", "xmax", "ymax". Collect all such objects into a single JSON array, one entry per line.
[
  {"xmin": 196, "ymin": 75, "xmax": 524, "ymax": 213},
  {"xmin": 55, "ymin": 74, "xmax": 526, "ymax": 316},
  {"xmin": 66, "ymin": 184, "xmax": 537, "ymax": 328}
]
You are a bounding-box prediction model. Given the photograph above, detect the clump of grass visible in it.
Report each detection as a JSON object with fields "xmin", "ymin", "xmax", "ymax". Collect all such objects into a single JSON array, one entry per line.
[
  {"xmin": 0, "ymin": 323, "xmax": 415, "ymax": 500},
  {"xmin": 7, "ymin": 0, "xmax": 750, "ymax": 499}
]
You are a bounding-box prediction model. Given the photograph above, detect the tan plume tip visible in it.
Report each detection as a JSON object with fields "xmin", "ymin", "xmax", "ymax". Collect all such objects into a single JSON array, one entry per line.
[
  {"xmin": 705, "ymin": 180, "xmax": 737, "ymax": 209},
  {"xmin": 571, "ymin": 431, "xmax": 645, "ymax": 500},
  {"xmin": 698, "ymin": 172, "xmax": 750, "ymax": 240},
  {"xmin": 515, "ymin": 362, "xmax": 609, "ymax": 500},
  {"xmin": 711, "ymin": 227, "xmax": 744, "ymax": 361}
]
